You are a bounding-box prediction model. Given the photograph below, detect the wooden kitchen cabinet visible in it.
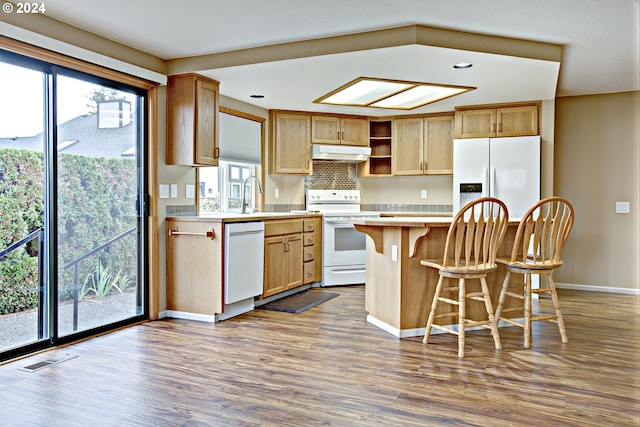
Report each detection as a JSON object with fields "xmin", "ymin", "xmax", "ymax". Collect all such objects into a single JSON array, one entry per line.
[
  {"xmin": 302, "ymin": 217, "xmax": 322, "ymax": 284},
  {"xmin": 166, "ymin": 73, "xmax": 220, "ymax": 166},
  {"xmin": 166, "ymin": 219, "xmax": 223, "ymax": 316},
  {"xmin": 311, "ymin": 115, "xmax": 369, "ymax": 146},
  {"xmin": 359, "ymin": 120, "xmax": 392, "ymax": 177},
  {"xmin": 454, "ymin": 103, "xmax": 539, "ymax": 139},
  {"xmin": 269, "ymin": 111, "xmax": 312, "ymax": 174},
  {"xmin": 263, "ymin": 219, "xmax": 303, "ymax": 297},
  {"xmin": 392, "ymin": 114, "xmax": 454, "ymax": 176}
]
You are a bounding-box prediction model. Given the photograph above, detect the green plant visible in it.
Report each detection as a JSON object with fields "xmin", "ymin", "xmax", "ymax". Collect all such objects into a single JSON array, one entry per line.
[{"xmin": 81, "ymin": 261, "xmax": 123, "ymax": 300}]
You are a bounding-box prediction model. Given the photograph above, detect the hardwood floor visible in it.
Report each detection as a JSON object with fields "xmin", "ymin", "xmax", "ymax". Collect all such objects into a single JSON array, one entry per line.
[{"xmin": 0, "ymin": 286, "xmax": 638, "ymax": 426}]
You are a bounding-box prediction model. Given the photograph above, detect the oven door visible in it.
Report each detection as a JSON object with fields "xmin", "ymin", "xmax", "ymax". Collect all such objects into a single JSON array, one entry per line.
[{"xmin": 323, "ymin": 217, "xmax": 367, "ymax": 267}]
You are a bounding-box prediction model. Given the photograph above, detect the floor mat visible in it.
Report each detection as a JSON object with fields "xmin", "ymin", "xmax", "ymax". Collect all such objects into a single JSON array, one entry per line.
[{"xmin": 258, "ymin": 291, "xmax": 339, "ymax": 313}]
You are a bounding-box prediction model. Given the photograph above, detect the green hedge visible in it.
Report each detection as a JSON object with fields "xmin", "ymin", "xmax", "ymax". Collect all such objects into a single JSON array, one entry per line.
[{"xmin": 0, "ymin": 148, "xmax": 137, "ymax": 314}]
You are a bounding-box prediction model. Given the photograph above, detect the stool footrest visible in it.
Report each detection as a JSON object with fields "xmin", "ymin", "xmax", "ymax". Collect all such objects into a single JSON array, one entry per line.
[
  {"xmin": 437, "ymin": 297, "xmax": 460, "ymax": 305},
  {"xmin": 430, "ymin": 324, "xmax": 459, "ymax": 336}
]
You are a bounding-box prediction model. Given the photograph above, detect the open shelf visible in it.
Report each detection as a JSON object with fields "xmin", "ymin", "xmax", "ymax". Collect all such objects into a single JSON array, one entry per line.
[{"xmin": 366, "ymin": 121, "xmax": 392, "ymax": 176}]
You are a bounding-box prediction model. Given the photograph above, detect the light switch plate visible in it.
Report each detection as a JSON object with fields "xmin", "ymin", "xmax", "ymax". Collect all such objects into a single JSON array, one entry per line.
[
  {"xmin": 391, "ymin": 245, "xmax": 398, "ymax": 262},
  {"xmin": 186, "ymin": 184, "xmax": 195, "ymax": 198},
  {"xmin": 170, "ymin": 184, "xmax": 178, "ymax": 198},
  {"xmin": 421, "ymin": 189, "xmax": 427, "ymax": 199},
  {"xmin": 616, "ymin": 201, "xmax": 630, "ymax": 213},
  {"xmin": 158, "ymin": 184, "xmax": 169, "ymax": 199}
]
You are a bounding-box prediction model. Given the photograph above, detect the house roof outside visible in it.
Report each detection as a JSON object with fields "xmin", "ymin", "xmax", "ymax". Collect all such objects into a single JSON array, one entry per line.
[{"xmin": 0, "ymin": 114, "xmax": 136, "ymax": 159}]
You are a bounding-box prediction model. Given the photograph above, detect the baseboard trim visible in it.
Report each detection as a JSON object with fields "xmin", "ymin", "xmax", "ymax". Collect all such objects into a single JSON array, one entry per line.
[{"xmin": 556, "ymin": 283, "xmax": 640, "ymax": 295}]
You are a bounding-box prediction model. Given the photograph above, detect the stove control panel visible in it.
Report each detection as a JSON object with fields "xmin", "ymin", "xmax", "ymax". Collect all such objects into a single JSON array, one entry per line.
[{"xmin": 307, "ymin": 189, "xmax": 360, "ymax": 203}]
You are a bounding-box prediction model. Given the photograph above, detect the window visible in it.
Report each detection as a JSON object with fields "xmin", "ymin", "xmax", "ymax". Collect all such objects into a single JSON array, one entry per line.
[{"xmin": 199, "ymin": 160, "xmax": 256, "ymax": 213}]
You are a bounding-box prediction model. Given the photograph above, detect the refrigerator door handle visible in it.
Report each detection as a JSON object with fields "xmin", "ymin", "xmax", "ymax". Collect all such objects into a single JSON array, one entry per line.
[
  {"xmin": 490, "ymin": 167, "xmax": 497, "ymax": 197},
  {"xmin": 482, "ymin": 166, "xmax": 489, "ymax": 197}
]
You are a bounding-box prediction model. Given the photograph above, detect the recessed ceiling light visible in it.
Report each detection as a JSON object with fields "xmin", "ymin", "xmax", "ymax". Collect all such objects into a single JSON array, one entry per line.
[
  {"xmin": 314, "ymin": 77, "xmax": 475, "ymax": 110},
  {"xmin": 453, "ymin": 62, "xmax": 473, "ymax": 69},
  {"xmin": 250, "ymin": 94, "xmax": 264, "ymax": 98}
]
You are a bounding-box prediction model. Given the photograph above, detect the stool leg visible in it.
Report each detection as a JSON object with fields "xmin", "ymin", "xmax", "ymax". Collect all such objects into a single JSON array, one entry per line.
[
  {"xmin": 524, "ymin": 273, "xmax": 532, "ymax": 349},
  {"xmin": 424, "ymin": 274, "xmax": 444, "ymax": 344},
  {"xmin": 480, "ymin": 276, "xmax": 501, "ymax": 350},
  {"xmin": 547, "ymin": 273, "xmax": 568, "ymax": 344},
  {"xmin": 495, "ymin": 270, "xmax": 511, "ymax": 322},
  {"xmin": 458, "ymin": 278, "xmax": 466, "ymax": 358}
]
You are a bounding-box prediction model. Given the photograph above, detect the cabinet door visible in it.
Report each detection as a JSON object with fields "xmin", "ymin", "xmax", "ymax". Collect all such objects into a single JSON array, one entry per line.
[
  {"xmin": 284, "ymin": 234, "xmax": 303, "ymax": 290},
  {"xmin": 424, "ymin": 115, "xmax": 454, "ymax": 175},
  {"xmin": 392, "ymin": 118, "xmax": 424, "ymax": 175},
  {"xmin": 496, "ymin": 105, "xmax": 538, "ymax": 137},
  {"xmin": 271, "ymin": 113, "xmax": 311, "ymax": 174},
  {"xmin": 311, "ymin": 115, "xmax": 341, "ymax": 144},
  {"xmin": 264, "ymin": 236, "xmax": 288, "ymax": 297},
  {"xmin": 195, "ymin": 79, "xmax": 219, "ymax": 165},
  {"xmin": 454, "ymin": 109, "xmax": 496, "ymax": 138},
  {"xmin": 341, "ymin": 118, "xmax": 369, "ymax": 146}
]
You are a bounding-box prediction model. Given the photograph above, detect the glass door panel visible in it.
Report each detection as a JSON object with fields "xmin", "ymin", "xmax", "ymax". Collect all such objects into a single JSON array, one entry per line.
[
  {"xmin": 0, "ymin": 61, "xmax": 48, "ymax": 352},
  {"xmin": 55, "ymin": 74, "xmax": 143, "ymax": 336}
]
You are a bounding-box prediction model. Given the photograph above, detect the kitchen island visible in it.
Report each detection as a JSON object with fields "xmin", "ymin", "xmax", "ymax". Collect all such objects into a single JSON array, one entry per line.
[{"xmin": 353, "ymin": 217, "xmax": 522, "ymax": 337}]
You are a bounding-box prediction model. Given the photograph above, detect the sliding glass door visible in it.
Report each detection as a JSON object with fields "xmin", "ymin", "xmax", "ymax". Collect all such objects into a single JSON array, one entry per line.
[
  {"xmin": 0, "ymin": 52, "xmax": 148, "ymax": 359},
  {"xmin": 0, "ymin": 59, "xmax": 48, "ymax": 352},
  {"xmin": 55, "ymin": 72, "xmax": 145, "ymax": 337}
]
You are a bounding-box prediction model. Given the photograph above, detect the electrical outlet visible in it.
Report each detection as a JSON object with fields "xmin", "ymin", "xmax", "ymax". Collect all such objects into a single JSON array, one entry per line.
[
  {"xmin": 170, "ymin": 184, "xmax": 178, "ymax": 198},
  {"xmin": 420, "ymin": 189, "xmax": 427, "ymax": 199},
  {"xmin": 275, "ymin": 188, "xmax": 279, "ymax": 198}
]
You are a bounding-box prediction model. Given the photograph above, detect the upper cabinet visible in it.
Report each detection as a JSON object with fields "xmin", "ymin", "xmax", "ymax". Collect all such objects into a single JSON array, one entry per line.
[
  {"xmin": 359, "ymin": 120, "xmax": 392, "ymax": 177},
  {"xmin": 392, "ymin": 114, "xmax": 454, "ymax": 176},
  {"xmin": 269, "ymin": 111, "xmax": 312, "ymax": 174},
  {"xmin": 311, "ymin": 115, "xmax": 369, "ymax": 146},
  {"xmin": 454, "ymin": 103, "xmax": 539, "ymax": 139},
  {"xmin": 166, "ymin": 73, "xmax": 220, "ymax": 166}
]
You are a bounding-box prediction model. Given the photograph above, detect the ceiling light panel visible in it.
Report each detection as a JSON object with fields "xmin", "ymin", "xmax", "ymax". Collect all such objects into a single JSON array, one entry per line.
[{"xmin": 315, "ymin": 77, "xmax": 475, "ymax": 110}]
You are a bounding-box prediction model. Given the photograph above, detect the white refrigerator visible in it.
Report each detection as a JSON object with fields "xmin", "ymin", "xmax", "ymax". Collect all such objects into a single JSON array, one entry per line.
[{"xmin": 453, "ymin": 136, "xmax": 540, "ymax": 220}]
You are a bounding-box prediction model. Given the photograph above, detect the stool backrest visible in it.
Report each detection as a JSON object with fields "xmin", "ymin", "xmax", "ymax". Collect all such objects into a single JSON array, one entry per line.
[
  {"xmin": 509, "ymin": 197, "xmax": 575, "ymax": 265},
  {"xmin": 442, "ymin": 197, "xmax": 509, "ymax": 270}
]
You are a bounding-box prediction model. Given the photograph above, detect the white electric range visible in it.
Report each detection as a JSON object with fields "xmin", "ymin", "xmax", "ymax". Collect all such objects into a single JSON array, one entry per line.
[{"xmin": 306, "ymin": 189, "xmax": 379, "ymax": 286}]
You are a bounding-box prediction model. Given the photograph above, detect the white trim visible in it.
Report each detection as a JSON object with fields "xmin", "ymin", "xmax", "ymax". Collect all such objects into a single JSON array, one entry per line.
[
  {"xmin": 556, "ymin": 282, "xmax": 640, "ymax": 295},
  {"xmin": 165, "ymin": 310, "xmax": 216, "ymax": 323},
  {"xmin": 367, "ymin": 315, "xmax": 518, "ymax": 338}
]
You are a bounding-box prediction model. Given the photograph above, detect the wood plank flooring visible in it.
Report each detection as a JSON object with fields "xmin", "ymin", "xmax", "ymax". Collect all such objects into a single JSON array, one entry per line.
[{"xmin": 0, "ymin": 286, "xmax": 638, "ymax": 426}]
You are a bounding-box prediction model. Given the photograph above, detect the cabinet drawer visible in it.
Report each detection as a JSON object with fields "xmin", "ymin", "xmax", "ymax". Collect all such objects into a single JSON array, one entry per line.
[
  {"xmin": 303, "ymin": 234, "xmax": 315, "ymax": 246},
  {"xmin": 264, "ymin": 219, "xmax": 303, "ymax": 236},
  {"xmin": 303, "ymin": 261, "xmax": 316, "ymax": 284},
  {"xmin": 303, "ymin": 246, "xmax": 315, "ymax": 262},
  {"xmin": 303, "ymin": 219, "xmax": 315, "ymax": 232}
]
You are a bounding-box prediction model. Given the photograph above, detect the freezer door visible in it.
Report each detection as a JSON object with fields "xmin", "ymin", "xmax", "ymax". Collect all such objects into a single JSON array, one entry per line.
[
  {"xmin": 453, "ymin": 138, "xmax": 489, "ymax": 213},
  {"xmin": 489, "ymin": 136, "xmax": 540, "ymax": 219}
]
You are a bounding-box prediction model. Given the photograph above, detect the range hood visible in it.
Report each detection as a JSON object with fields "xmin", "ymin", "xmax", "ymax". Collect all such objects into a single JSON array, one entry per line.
[{"xmin": 312, "ymin": 144, "xmax": 371, "ymax": 162}]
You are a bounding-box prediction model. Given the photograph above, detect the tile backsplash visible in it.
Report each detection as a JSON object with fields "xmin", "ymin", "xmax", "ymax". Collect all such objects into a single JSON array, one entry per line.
[{"xmin": 304, "ymin": 161, "xmax": 357, "ymax": 191}]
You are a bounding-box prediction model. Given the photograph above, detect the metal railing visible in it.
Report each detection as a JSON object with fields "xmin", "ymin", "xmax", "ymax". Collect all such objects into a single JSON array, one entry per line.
[
  {"xmin": 0, "ymin": 228, "xmax": 45, "ymax": 339},
  {"xmin": 62, "ymin": 226, "xmax": 137, "ymax": 331}
]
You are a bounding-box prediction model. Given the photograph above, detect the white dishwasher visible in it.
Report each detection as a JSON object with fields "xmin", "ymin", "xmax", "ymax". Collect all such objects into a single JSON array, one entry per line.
[{"xmin": 219, "ymin": 221, "xmax": 265, "ymax": 321}]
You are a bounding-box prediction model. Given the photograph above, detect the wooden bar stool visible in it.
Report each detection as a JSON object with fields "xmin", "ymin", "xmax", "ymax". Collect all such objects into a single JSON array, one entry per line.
[
  {"xmin": 420, "ymin": 197, "xmax": 509, "ymax": 358},
  {"xmin": 495, "ymin": 197, "xmax": 574, "ymax": 349}
]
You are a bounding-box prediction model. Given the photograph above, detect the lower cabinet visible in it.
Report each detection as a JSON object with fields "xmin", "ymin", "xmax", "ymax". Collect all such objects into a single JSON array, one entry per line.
[
  {"xmin": 302, "ymin": 217, "xmax": 322, "ymax": 284},
  {"xmin": 263, "ymin": 220, "xmax": 303, "ymax": 298}
]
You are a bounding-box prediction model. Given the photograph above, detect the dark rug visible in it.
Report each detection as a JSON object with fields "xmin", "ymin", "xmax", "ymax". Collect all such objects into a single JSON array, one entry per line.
[{"xmin": 258, "ymin": 291, "xmax": 339, "ymax": 314}]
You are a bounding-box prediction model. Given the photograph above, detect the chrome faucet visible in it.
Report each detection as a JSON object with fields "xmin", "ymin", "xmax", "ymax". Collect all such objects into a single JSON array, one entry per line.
[{"xmin": 241, "ymin": 175, "xmax": 263, "ymax": 214}]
